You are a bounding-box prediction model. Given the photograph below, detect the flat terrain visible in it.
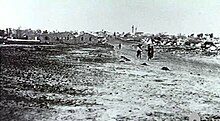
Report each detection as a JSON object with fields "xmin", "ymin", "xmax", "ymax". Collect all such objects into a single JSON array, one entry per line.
[{"xmin": 0, "ymin": 41, "xmax": 220, "ymax": 121}]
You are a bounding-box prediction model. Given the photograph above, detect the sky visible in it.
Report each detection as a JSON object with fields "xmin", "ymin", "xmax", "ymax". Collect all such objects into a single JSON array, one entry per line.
[{"xmin": 0, "ymin": 0, "xmax": 220, "ymax": 36}]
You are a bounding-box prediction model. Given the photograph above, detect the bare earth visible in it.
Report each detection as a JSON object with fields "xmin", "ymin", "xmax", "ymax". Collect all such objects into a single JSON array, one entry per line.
[{"xmin": 0, "ymin": 41, "xmax": 220, "ymax": 121}]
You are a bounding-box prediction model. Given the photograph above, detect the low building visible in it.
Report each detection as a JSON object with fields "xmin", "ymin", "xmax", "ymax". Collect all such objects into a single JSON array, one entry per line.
[
  {"xmin": 75, "ymin": 33, "xmax": 98, "ymax": 44},
  {"xmin": 39, "ymin": 32, "xmax": 77, "ymax": 44}
]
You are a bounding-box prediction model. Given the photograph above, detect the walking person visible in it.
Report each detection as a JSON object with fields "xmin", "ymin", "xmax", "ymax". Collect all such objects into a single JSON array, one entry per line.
[{"xmin": 137, "ymin": 44, "xmax": 142, "ymax": 59}]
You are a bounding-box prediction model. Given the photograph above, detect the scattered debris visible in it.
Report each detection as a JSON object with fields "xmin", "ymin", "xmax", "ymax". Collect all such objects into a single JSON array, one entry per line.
[
  {"xmin": 141, "ymin": 63, "xmax": 149, "ymax": 66},
  {"xmin": 153, "ymin": 79, "xmax": 164, "ymax": 82},
  {"xmin": 121, "ymin": 56, "xmax": 131, "ymax": 61},
  {"xmin": 161, "ymin": 66, "xmax": 170, "ymax": 71},
  {"xmin": 1, "ymin": 36, "xmax": 220, "ymax": 121}
]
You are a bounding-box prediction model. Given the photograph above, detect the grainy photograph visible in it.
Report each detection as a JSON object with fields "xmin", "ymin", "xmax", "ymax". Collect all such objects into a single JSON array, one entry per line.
[{"xmin": 0, "ymin": 0, "xmax": 220, "ymax": 121}]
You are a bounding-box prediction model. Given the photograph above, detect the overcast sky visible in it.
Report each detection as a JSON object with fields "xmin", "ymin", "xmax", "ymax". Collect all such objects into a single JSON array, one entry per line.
[{"xmin": 0, "ymin": 0, "xmax": 220, "ymax": 35}]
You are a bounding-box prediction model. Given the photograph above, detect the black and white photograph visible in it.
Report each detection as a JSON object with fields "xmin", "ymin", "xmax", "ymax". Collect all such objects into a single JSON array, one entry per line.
[{"xmin": 0, "ymin": 0, "xmax": 220, "ymax": 120}]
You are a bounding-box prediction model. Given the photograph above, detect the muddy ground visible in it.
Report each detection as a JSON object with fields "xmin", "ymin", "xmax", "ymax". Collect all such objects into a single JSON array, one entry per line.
[{"xmin": 0, "ymin": 42, "xmax": 220, "ymax": 121}]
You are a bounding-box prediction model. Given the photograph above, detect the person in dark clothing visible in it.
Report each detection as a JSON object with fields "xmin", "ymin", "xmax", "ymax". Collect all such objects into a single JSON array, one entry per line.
[
  {"xmin": 147, "ymin": 45, "xmax": 151, "ymax": 61},
  {"xmin": 137, "ymin": 49, "xmax": 142, "ymax": 59},
  {"xmin": 137, "ymin": 45, "xmax": 142, "ymax": 59},
  {"xmin": 119, "ymin": 43, "xmax": 121, "ymax": 49},
  {"xmin": 150, "ymin": 46, "xmax": 154, "ymax": 59},
  {"xmin": 148, "ymin": 45, "xmax": 154, "ymax": 61}
]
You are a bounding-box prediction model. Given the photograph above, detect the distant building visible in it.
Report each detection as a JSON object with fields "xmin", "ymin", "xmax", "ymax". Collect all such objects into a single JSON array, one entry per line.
[
  {"xmin": 135, "ymin": 27, "xmax": 137, "ymax": 33},
  {"xmin": 75, "ymin": 33, "xmax": 98, "ymax": 44},
  {"xmin": 39, "ymin": 32, "xmax": 77, "ymax": 44},
  {"xmin": 135, "ymin": 32, "xmax": 144, "ymax": 36}
]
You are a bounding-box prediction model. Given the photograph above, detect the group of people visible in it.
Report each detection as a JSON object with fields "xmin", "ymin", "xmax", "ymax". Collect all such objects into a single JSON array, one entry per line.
[
  {"xmin": 118, "ymin": 43, "xmax": 154, "ymax": 61},
  {"xmin": 136, "ymin": 44, "xmax": 154, "ymax": 61}
]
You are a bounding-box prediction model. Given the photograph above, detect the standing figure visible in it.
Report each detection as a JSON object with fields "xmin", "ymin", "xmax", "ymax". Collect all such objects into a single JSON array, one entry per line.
[
  {"xmin": 137, "ymin": 44, "xmax": 142, "ymax": 59},
  {"xmin": 119, "ymin": 43, "xmax": 121, "ymax": 49},
  {"xmin": 150, "ymin": 46, "xmax": 154, "ymax": 59},
  {"xmin": 147, "ymin": 44, "xmax": 151, "ymax": 61},
  {"xmin": 148, "ymin": 45, "xmax": 154, "ymax": 61}
]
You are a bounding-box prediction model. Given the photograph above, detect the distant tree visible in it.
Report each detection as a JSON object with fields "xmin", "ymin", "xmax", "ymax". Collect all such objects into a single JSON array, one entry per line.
[
  {"xmin": 43, "ymin": 30, "xmax": 48, "ymax": 34},
  {"xmin": 73, "ymin": 32, "xmax": 78, "ymax": 35},
  {"xmin": 209, "ymin": 33, "xmax": 213, "ymax": 38},
  {"xmin": 205, "ymin": 33, "xmax": 209, "ymax": 37},
  {"xmin": 113, "ymin": 32, "xmax": 116, "ymax": 36},
  {"xmin": 5, "ymin": 28, "xmax": 8, "ymax": 36},
  {"xmin": 197, "ymin": 33, "xmax": 203, "ymax": 38},
  {"xmin": 36, "ymin": 29, "xmax": 42, "ymax": 34},
  {"xmin": 200, "ymin": 33, "xmax": 203, "ymax": 38}
]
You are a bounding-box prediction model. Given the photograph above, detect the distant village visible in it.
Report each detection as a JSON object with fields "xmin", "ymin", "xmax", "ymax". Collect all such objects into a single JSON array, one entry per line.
[{"xmin": 0, "ymin": 26, "xmax": 219, "ymax": 54}]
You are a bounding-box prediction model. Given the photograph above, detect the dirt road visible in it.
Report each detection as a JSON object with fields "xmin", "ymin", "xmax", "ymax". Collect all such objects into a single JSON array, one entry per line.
[{"xmin": 1, "ymin": 43, "xmax": 220, "ymax": 120}]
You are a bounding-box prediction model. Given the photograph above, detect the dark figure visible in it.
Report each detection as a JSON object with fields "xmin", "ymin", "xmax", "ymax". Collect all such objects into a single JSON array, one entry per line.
[
  {"xmin": 56, "ymin": 37, "xmax": 59, "ymax": 41},
  {"xmin": 148, "ymin": 45, "xmax": 154, "ymax": 60},
  {"xmin": 137, "ymin": 45, "xmax": 142, "ymax": 59},
  {"xmin": 45, "ymin": 36, "xmax": 49, "ymax": 40},
  {"xmin": 148, "ymin": 45, "xmax": 151, "ymax": 60},
  {"xmin": 150, "ymin": 46, "xmax": 154, "ymax": 59},
  {"xmin": 119, "ymin": 43, "xmax": 121, "ymax": 49}
]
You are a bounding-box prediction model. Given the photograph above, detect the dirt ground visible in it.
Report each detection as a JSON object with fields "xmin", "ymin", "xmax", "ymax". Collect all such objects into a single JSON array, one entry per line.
[{"xmin": 0, "ymin": 41, "xmax": 220, "ymax": 121}]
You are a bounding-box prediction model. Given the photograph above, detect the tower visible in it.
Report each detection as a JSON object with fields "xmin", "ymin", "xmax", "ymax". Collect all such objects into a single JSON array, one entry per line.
[
  {"xmin": 135, "ymin": 27, "xmax": 137, "ymax": 33},
  {"xmin": 132, "ymin": 25, "xmax": 134, "ymax": 33}
]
